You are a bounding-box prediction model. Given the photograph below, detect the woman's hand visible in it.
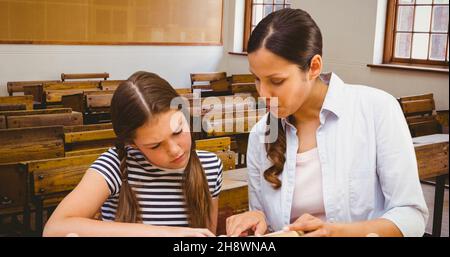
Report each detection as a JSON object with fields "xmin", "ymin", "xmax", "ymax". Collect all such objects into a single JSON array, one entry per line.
[
  {"xmin": 226, "ymin": 210, "xmax": 267, "ymax": 237},
  {"xmin": 284, "ymin": 213, "xmax": 333, "ymax": 237}
]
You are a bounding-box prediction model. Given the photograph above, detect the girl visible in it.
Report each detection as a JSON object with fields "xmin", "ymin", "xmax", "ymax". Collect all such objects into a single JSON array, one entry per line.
[
  {"xmin": 226, "ymin": 8, "xmax": 428, "ymax": 237},
  {"xmin": 44, "ymin": 71, "xmax": 223, "ymax": 237}
]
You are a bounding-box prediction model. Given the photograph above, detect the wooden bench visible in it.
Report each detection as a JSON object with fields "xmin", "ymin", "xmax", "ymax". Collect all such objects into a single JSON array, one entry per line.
[
  {"xmin": 0, "ymin": 126, "xmax": 65, "ymax": 164},
  {"xmin": 23, "ymin": 153, "xmax": 101, "ymax": 234},
  {"xmin": 0, "ymin": 126, "xmax": 65, "ymax": 233},
  {"xmin": 231, "ymin": 74, "xmax": 256, "ymax": 84},
  {"xmin": 0, "ymin": 96, "xmax": 34, "ymax": 110},
  {"xmin": 175, "ymin": 88, "xmax": 192, "ymax": 95},
  {"xmin": 191, "ymin": 72, "xmax": 227, "ymax": 92},
  {"xmin": 44, "ymin": 81, "xmax": 101, "ymax": 104},
  {"xmin": 0, "ymin": 109, "xmax": 82, "ymax": 129},
  {"xmin": 203, "ymin": 114, "xmax": 264, "ymax": 137},
  {"xmin": 63, "ymin": 90, "xmax": 115, "ymax": 111},
  {"xmin": 46, "ymin": 89, "xmax": 101, "ymax": 105},
  {"xmin": 0, "ymin": 163, "xmax": 30, "ymax": 232},
  {"xmin": 23, "ymin": 84, "xmax": 45, "ymax": 104},
  {"xmin": 0, "ymin": 115, "xmax": 5, "ymax": 129},
  {"xmin": 61, "ymin": 73, "xmax": 109, "ymax": 82},
  {"xmin": 210, "ymin": 78, "xmax": 231, "ymax": 93},
  {"xmin": 62, "ymin": 91, "xmax": 114, "ymax": 124},
  {"xmin": 436, "ymin": 110, "xmax": 449, "ymax": 134},
  {"xmin": 203, "ymin": 109, "xmax": 265, "ymax": 167},
  {"xmin": 86, "ymin": 91, "xmax": 114, "ymax": 111},
  {"xmin": 231, "ymin": 83, "xmax": 258, "ymax": 95},
  {"xmin": 100, "ymin": 80, "xmax": 125, "ymax": 91},
  {"xmin": 196, "ymin": 137, "xmax": 231, "ymax": 152},
  {"xmin": 188, "ymin": 94, "xmax": 257, "ymax": 111},
  {"xmin": 230, "ymin": 74, "xmax": 257, "ymax": 96},
  {"xmin": 398, "ymin": 93, "xmax": 443, "ymax": 137},
  {"xmin": 196, "ymin": 137, "xmax": 235, "ymax": 171},
  {"xmin": 413, "ymin": 134, "xmax": 449, "ymax": 237},
  {"xmin": 64, "ymin": 123, "xmax": 115, "ymax": 154},
  {"xmin": 0, "ymin": 103, "xmax": 27, "ymax": 111},
  {"xmin": 0, "ymin": 108, "xmax": 72, "ymax": 117},
  {"xmin": 7, "ymin": 80, "xmax": 60, "ymax": 96}
]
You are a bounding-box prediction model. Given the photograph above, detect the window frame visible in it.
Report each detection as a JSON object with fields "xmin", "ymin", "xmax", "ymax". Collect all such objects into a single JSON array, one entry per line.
[
  {"xmin": 383, "ymin": 0, "xmax": 449, "ymax": 68},
  {"xmin": 242, "ymin": 0, "xmax": 291, "ymax": 52}
]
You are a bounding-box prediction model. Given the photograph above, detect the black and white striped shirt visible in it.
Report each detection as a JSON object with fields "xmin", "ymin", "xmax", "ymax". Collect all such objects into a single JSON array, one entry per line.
[{"xmin": 90, "ymin": 147, "xmax": 223, "ymax": 226}]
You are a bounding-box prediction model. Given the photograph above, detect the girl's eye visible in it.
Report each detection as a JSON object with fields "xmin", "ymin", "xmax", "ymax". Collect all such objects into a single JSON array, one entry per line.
[{"xmin": 150, "ymin": 144, "xmax": 160, "ymax": 150}]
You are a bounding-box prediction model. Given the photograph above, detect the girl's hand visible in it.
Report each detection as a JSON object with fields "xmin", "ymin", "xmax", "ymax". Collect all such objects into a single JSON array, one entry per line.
[
  {"xmin": 226, "ymin": 210, "xmax": 267, "ymax": 237},
  {"xmin": 284, "ymin": 213, "xmax": 333, "ymax": 237}
]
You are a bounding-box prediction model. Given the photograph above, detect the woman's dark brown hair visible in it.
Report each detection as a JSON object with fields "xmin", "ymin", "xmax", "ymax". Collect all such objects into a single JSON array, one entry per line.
[
  {"xmin": 247, "ymin": 8, "xmax": 323, "ymax": 188},
  {"xmin": 110, "ymin": 71, "xmax": 212, "ymax": 228}
]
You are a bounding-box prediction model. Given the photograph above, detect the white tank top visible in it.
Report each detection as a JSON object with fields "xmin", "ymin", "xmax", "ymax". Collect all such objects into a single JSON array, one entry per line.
[{"xmin": 290, "ymin": 147, "xmax": 326, "ymax": 223}]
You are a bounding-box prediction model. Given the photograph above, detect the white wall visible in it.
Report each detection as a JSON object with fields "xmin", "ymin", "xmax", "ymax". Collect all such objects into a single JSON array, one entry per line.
[
  {"xmin": 221, "ymin": 0, "xmax": 449, "ymax": 110},
  {"xmin": 2, "ymin": 0, "xmax": 448, "ymax": 110},
  {"xmin": 220, "ymin": 0, "xmax": 251, "ymax": 74},
  {"xmin": 0, "ymin": 36, "xmax": 226, "ymax": 96}
]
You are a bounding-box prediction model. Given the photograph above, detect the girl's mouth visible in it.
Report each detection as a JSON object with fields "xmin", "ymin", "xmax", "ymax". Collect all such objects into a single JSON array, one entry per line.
[{"xmin": 171, "ymin": 153, "xmax": 186, "ymax": 164}]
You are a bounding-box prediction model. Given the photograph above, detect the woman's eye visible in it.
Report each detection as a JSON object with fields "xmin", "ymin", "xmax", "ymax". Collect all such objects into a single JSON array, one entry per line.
[
  {"xmin": 272, "ymin": 79, "xmax": 284, "ymax": 85},
  {"xmin": 173, "ymin": 129, "xmax": 183, "ymax": 135},
  {"xmin": 150, "ymin": 144, "xmax": 160, "ymax": 150}
]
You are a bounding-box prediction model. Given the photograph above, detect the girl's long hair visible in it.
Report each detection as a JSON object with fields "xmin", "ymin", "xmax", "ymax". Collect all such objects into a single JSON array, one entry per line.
[{"xmin": 110, "ymin": 71, "xmax": 212, "ymax": 227}]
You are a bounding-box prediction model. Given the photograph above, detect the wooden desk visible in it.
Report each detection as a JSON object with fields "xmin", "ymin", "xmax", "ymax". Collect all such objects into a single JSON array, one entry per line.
[
  {"xmin": 217, "ymin": 168, "xmax": 248, "ymax": 235},
  {"xmin": 413, "ymin": 134, "xmax": 449, "ymax": 237},
  {"xmin": 216, "ymin": 136, "xmax": 449, "ymax": 237}
]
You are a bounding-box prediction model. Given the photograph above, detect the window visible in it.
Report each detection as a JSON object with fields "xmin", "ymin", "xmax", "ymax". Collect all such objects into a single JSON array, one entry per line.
[
  {"xmin": 243, "ymin": 0, "xmax": 291, "ymax": 52},
  {"xmin": 384, "ymin": 0, "xmax": 449, "ymax": 68}
]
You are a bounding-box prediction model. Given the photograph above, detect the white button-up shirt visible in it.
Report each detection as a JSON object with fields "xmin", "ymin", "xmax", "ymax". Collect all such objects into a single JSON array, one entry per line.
[{"xmin": 246, "ymin": 73, "xmax": 429, "ymax": 237}]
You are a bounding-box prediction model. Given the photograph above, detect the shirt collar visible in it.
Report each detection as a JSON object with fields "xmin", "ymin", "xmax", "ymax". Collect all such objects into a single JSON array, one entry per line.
[{"xmin": 320, "ymin": 72, "xmax": 344, "ymax": 120}]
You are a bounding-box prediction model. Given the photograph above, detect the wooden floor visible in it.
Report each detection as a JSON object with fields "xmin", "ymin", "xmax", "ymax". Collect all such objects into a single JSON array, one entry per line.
[{"xmin": 422, "ymin": 182, "xmax": 449, "ymax": 237}]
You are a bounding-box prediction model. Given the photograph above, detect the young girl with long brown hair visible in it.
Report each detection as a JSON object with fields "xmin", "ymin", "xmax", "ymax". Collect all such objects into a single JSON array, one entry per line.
[{"xmin": 44, "ymin": 71, "xmax": 222, "ymax": 237}]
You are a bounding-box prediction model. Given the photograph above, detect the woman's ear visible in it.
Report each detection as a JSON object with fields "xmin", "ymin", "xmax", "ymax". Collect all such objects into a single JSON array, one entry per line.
[{"xmin": 308, "ymin": 54, "xmax": 323, "ymax": 81}]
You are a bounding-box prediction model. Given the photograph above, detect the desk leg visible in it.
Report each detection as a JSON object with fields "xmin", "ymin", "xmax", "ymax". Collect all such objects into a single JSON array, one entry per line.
[
  {"xmin": 35, "ymin": 198, "xmax": 43, "ymax": 236},
  {"xmin": 432, "ymin": 175, "xmax": 446, "ymax": 237}
]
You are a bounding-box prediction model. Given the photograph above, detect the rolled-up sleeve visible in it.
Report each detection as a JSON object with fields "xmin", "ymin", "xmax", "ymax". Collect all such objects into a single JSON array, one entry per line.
[{"xmin": 375, "ymin": 93, "xmax": 429, "ymax": 237}]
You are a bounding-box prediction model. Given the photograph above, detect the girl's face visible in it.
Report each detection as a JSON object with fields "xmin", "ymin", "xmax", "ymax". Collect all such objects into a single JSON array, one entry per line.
[
  {"xmin": 132, "ymin": 109, "xmax": 192, "ymax": 170},
  {"xmin": 248, "ymin": 47, "xmax": 315, "ymax": 119}
]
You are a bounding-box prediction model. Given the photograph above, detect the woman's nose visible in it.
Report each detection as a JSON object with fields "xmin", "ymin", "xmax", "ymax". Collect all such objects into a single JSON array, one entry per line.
[{"xmin": 258, "ymin": 83, "xmax": 272, "ymax": 99}]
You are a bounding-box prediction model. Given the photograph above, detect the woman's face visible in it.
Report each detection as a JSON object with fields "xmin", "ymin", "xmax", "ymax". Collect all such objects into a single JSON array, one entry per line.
[
  {"xmin": 248, "ymin": 47, "xmax": 314, "ymax": 119},
  {"xmin": 132, "ymin": 109, "xmax": 192, "ymax": 170}
]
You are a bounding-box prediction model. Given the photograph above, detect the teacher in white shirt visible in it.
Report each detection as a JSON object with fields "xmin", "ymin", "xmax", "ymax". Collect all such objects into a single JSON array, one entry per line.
[{"xmin": 225, "ymin": 8, "xmax": 428, "ymax": 237}]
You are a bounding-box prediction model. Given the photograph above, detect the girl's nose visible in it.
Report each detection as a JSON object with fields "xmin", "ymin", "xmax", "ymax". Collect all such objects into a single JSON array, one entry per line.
[{"xmin": 166, "ymin": 139, "xmax": 183, "ymax": 158}]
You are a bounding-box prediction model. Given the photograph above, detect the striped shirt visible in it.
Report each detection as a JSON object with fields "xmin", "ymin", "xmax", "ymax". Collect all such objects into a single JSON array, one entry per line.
[{"xmin": 90, "ymin": 147, "xmax": 223, "ymax": 226}]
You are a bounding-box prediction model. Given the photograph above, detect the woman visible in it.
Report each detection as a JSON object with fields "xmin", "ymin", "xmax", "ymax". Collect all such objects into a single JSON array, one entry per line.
[
  {"xmin": 44, "ymin": 71, "xmax": 222, "ymax": 237},
  {"xmin": 226, "ymin": 8, "xmax": 428, "ymax": 237}
]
